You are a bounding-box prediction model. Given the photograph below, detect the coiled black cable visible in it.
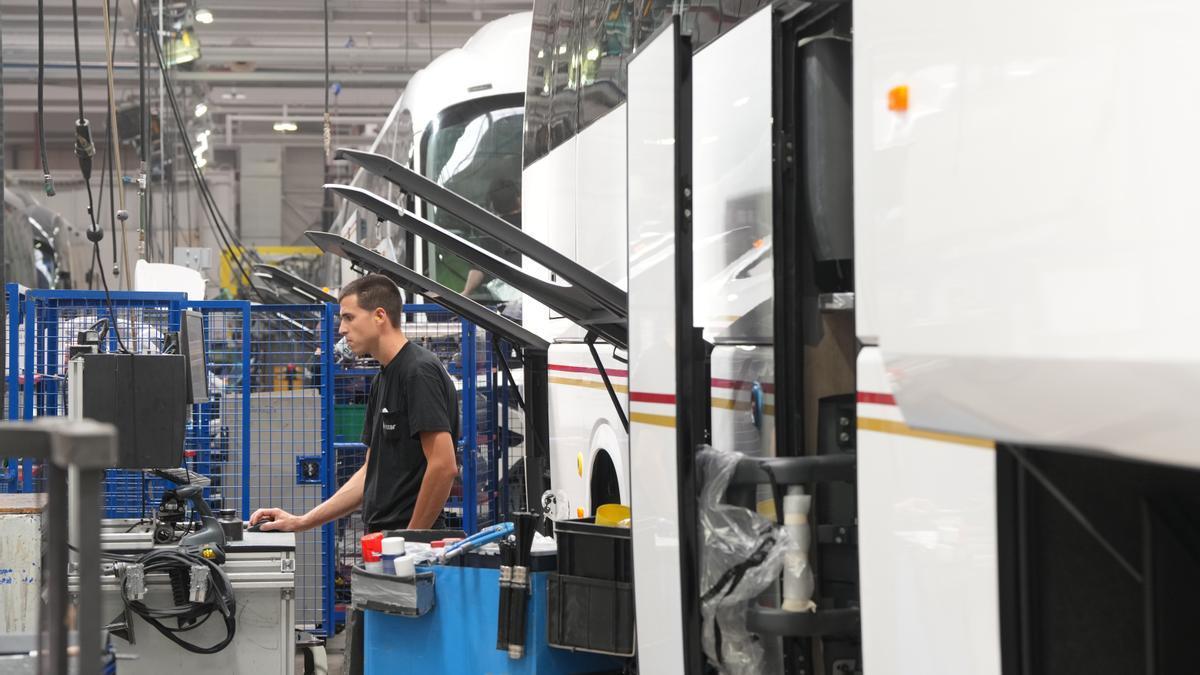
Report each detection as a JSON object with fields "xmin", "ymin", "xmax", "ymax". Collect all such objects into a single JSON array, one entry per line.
[{"xmin": 121, "ymin": 548, "xmax": 237, "ymax": 655}]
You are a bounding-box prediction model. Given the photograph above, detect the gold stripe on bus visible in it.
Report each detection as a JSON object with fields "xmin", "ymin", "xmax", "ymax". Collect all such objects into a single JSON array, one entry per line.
[
  {"xmin": 711, "ymin": 398, "xmax": 776, "ymax": 417},
  {"xmin": 857, "ymin": 417, "xmax": 994, "ymax": 450},
  {"xmin": 711, "ymin": 397, "xmax": 749, "ymax": 411},
  {"xmin": 548, "ymin": 376, "xmax": 629, "ymax": 394},
  {"xmin": 630, "ymin": 412, "xmax": 676, "ymax": 428}
]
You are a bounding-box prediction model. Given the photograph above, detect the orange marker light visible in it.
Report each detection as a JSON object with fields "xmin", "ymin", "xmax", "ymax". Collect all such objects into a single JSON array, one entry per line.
[
  {"xmin": 888, "ymin": 85, "xmax": 909, "ymax": 112},
  {"xmin": 577, "ymin": 507, "xmax": 585, "ymax": 519}
]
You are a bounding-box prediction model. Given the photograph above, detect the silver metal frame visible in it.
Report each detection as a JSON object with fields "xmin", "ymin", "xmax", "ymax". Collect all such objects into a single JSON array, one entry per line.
[{"xmin": 0, "ymin": 417, "xmax": 119, "ymax": 675}]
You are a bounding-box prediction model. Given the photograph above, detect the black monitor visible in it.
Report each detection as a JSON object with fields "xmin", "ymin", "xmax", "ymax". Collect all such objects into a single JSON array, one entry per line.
[
  {"xmin": 82, "ymin": 353, "xmax": 187, "ymax": 468},
  {"xmin": 180, "ymin": 310, "xmax": 210, "ymax": 404}
]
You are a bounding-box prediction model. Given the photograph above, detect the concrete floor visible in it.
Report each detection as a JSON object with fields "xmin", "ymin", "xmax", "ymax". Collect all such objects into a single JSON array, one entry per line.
[{"xmin": 296, "ymin": 630, "xmax": 346, "ymax": 675}]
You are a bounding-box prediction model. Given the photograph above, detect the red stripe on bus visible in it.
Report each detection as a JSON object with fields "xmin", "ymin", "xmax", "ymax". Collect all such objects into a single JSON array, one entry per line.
[
  {"xmin": 548, "ymin": 363, "xmax": 629, "ymax": 377},
  {"xmin": 630, "ymin": 391, "xmax": 676, "ymax": 405},
  {"xmin": 857, "ymin": 392, "xmax": 896, "ymax": 405},
  {"xmin": 710, "ymin": 378, "xmax": 775, "ymax": 394}
]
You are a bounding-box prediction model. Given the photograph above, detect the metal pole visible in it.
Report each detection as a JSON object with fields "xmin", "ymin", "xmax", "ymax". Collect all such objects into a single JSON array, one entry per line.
[
  {"xmin": 1, "ymin": 0, "xmax": 6, "ymax": 416},
  {"xmin": 43, "ymin": 464, "xmax": 69, "ymax": 675},
  {"xmin": 138, "ymin": 0, "xmax": 149, "ymax": 263},
  {"xmin": 71, "ymin": 467, "xmax": 105, "ymax": 675},
  {"xmin": 159, "ymin": 0, "xmax": 166, "ymax": 262}
]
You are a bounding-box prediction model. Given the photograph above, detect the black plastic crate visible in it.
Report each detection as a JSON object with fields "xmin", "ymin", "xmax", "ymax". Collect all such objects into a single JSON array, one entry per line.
[
  {"xmin": 553, "ymin": 517, "xmax": 633, "ymax": 582},
  {"xmin": 547, "ymin": 574, "xmax": 636, "ymax": 657}
]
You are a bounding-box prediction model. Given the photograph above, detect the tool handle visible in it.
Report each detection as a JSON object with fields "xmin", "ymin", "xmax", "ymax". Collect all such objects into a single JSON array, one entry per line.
[{"xmin": 442, "ymin": 522, "xmax": 514, "ymax": 560}]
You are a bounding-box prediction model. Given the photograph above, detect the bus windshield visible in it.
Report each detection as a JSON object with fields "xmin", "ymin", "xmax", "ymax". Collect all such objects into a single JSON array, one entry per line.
[{"xmin": 422, "ymin": 95, "xmax": 525, "ymax": 309}]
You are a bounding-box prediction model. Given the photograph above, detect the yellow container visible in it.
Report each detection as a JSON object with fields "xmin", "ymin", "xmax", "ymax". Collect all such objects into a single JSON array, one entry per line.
[{"xmin": 595, "ymin": 503, "xmax": 631, "ymax": 528}]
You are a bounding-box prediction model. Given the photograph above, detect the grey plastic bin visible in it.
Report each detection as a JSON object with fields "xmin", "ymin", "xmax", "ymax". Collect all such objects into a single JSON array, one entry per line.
[{"xmin": 351, "ymin": 566, "xmax": 436, "ymax": 617}]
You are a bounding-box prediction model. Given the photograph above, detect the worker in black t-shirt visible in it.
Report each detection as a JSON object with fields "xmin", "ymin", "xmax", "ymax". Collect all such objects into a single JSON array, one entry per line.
[{"xmin": 250, "ymin": 273, "xmax": 460, "ymax": 533}]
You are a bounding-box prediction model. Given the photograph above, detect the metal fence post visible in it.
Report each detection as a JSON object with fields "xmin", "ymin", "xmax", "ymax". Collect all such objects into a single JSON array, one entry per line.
[
  {"xmin": 241, "ymin": 303, "xmax": 252, "ymax": 519},
  {"xmin": 21, "ymin": 296, "xmax": 34, "ymax": 491},
  {"xmin": 322, "ymin": 300, "xmax": 337, "ymax": 635},
  {"xmin": 462, "ymin": 319, "xmax": 478, "ymax": 534},
  {"xmin": 7, "ymin": 284, "xmax": 20, "ymax": 421}
]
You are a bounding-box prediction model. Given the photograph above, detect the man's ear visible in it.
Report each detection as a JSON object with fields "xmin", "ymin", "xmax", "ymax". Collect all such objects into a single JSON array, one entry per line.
[{"xmin": 374, "ymin": 308, "xmax": 387, "ymax": 325}]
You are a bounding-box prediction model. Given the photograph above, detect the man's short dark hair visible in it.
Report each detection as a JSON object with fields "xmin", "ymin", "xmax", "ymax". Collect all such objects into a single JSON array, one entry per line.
[{"xmin": 339, "ymin": 274, "xmax": 405, "ymax": 327}]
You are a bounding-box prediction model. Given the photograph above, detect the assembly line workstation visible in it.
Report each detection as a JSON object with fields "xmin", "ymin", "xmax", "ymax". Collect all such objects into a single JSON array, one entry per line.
[{"xmin": 0, "ymin": 310, "xmax": 298, "ymax": 675}]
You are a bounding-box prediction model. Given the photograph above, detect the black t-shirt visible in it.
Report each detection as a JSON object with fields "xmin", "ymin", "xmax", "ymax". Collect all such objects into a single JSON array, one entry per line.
[{"xmin": 360, "ymin": 342, "xmax": 459, "ymax": 532}]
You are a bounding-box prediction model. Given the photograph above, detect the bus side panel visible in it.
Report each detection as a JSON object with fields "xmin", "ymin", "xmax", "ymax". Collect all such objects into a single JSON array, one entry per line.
[
  {"xmin": 546, "ymin": 343, "xmax": 630, "ymax": 517},
  {"xmin": 857, "ymin": 346, "xmax": 1001, "ymax": 675}
]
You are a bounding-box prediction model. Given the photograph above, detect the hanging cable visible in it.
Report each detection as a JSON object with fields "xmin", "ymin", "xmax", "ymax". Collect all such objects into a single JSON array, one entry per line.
[
  {"xmin": 97, "ymin": 0, "xmax": 121, "ymax": 261},
  {"xmin": 138, "ymin": 0, "xmax": 149, "ymax": 261},
  {"xmin": 37, "ymin": 0, "xmax": 55, "ymax": 197},
  {"xmin": 101, "ymin": 0, "xmax": 128, "ymax": 283},
  {"xmin": 70, "ymin": 0, "xmax": 98, "ymax": 230},
  {"xmin": 148, "ymin": 35, "xmax": 264, "ymax": 301},
  {"xmin": 71, "ymin": 0, "xmax": 126, "ymax": 351},
  {"xmin": 323, "ymin": 0, "xmax": 332, "ymax": 164}
]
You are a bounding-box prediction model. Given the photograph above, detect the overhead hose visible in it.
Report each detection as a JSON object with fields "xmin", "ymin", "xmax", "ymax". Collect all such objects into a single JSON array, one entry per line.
[
  {"xmin": 37, "ymin": 0, "xmax": 54, "ymax": 196},
  {"xmin": 70, "ymin": 0, "xmax": 127, "ymax": 351},
  {"xmin": 100, "ymin": 0, "xmax": 127, "ymax": 280}
]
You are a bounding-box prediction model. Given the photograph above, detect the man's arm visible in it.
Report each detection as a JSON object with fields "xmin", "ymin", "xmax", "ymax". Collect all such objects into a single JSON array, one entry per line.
[
  {"xmin": 462, "ymin": 269, "xmax": 485, "ymax": 297},
  {"xmin": 251, "ymin": 449, "xmax": 371, "ymax": 532},
  {"xmin": 406, "ymin": 431, "xmax": 457, "ymax": 529}
]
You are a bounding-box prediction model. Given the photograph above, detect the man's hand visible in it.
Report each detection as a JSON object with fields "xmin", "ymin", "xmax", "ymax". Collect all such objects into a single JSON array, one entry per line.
[{"xmin": 249, "ymin": 507, "xmax": 311, "ymax": 532}]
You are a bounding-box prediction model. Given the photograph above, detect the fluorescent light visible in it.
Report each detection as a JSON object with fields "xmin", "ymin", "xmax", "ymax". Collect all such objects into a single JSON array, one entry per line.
[
  {"xmin": 195, "ymin": 8, "xmax": 214, "ymax": 24},
  {"xmin": 194, "ymin": 102, "xmax": 208, "ymax": 117},
  {"xmin": 586, "ymin": 47, "xmax": 600, "ymax": 61},
  {"xmin": 195, "ymin": 157, "xmax": 208, "ymax": 168},
  {"xmin": 274, "ymin": 104, "xmax": 297, "ymax": 132}
]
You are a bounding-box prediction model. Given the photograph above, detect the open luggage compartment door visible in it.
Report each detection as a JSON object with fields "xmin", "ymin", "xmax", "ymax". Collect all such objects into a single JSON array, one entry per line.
[{"xmin": 626, "ymin": 17, "xmax": 704, "ymax": 675}]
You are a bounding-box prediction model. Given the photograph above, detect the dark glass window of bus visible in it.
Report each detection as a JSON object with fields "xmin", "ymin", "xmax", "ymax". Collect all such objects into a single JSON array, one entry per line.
[
  {"xmin": 524, "ymin": 0, "xmax": 554, "ymax": 167},
  {"xmin": 632, "ymin": 0, "xmax": 673, "ymax": 48},
  {"xmin": 580, "ymin": 0, "xmax": 633, "ymax": 127},
  {"xmin": 421, "ymin": 95, "xmax": 525, "ymax": 304},
  {"xmin": 548, "ymin": 0, "xmax": 581, "ymax": 148}
]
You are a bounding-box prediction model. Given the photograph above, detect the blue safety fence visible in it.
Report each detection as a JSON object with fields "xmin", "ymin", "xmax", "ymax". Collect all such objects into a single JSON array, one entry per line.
[
  {"xmin": 2, "ymin": 287, "xmax": 517, "ymax": 636},
  {"xmin": 492, "ymin": 337, "xmax": 529, "ymax": 517},
  {"xmin": 239, "ymin": 303, "xmax": 335, "ymax": 634},
  {"xmin": 0, "ymin": 286, "xmax": 338, "ymax": 636},
  {"xmin": 3, "ymin": 287, "xmax": 186, "ymax": 501}
]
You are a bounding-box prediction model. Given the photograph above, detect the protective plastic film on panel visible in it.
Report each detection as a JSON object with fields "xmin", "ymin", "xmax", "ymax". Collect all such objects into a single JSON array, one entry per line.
[{"xmin": 697, "ymin": 445, "xmax": 800, "ymax": 675}]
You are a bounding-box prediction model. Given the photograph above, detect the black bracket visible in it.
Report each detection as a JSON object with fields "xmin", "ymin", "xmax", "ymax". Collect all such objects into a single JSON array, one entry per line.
[
  {"xmin": 586, "ymin": 331, "xmax": 629, "ymax": 434},
  {"xmin": 491, "ymin": 339, "xmax": 526, "ymax": 411},
  {"xmin": 747, "ymin": 606, "xmax": 861, "ymax": 637},
  {"xmin": 817, "ymin": 524, "xmax": 857, "ymax": 546},
  {"xmin": 729, "ymin": 454, "xmax": 856, "ymax": 487}
]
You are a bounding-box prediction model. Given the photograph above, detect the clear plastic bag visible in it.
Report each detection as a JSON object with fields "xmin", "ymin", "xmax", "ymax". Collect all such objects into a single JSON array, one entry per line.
[{"xmin": 697, "ymin": 445, "xmax": 804, "ymax": 675}]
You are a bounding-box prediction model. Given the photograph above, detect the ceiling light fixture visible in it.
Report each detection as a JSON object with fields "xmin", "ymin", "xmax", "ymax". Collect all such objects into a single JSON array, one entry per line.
[
  {"xmin": 195, "ymin": 8, "xmax": 214, "ymax": 24},
  {"xmin": 194, "ymin": 102, "xmax": 208, "ymax": 117},
  {"xmin": 273, "ymin": 104, "xmax": 298, "ymax": 133}
]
